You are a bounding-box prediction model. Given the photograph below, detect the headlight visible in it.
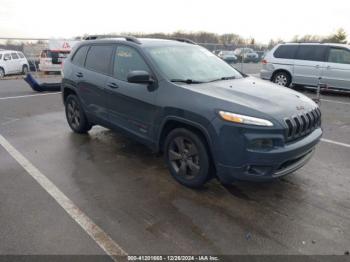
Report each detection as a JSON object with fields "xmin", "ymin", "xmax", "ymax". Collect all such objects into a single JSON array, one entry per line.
[{"xmin": 218, "ymin": 111, "xmax": 273, "ymax": 127}]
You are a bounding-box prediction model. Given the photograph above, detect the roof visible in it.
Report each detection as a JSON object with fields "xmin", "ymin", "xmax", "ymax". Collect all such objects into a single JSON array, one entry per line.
[
  {"xmin": 0, "ymin": 49, "xmax": 22, "ymax": 53},
  {"xmin": 80, "ymin": 36, "xmax": 196, "ymax": 48},
  {"xmin": 282, "ymin": 42, "xmax": 350, "ymax": 48}
]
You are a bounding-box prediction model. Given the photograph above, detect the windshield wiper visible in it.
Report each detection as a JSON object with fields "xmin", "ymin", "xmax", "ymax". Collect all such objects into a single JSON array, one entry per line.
[
  {"xmin": 208, "ymin": 76, "xmax": 236, "ymax": 82},
  {"xmin": 170, "ymin": 79, "xmax": 204, "ymax": 84}
]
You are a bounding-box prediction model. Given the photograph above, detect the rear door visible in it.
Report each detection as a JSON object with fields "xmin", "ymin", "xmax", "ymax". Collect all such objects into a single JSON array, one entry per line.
[
  {"xmin": 74, "ymin": 44, "xmax": 114, "ymax": 123},
  {"xmin": 321, "ymin": 47, "xmax": 350, "ymax": 90},
  {"xmin": 106, "ymin": 44, "xmax": 158, "ymax": 141},
  {"xmin": 293, "ymin": 45, "xmax": 328, "ymax": 86}
]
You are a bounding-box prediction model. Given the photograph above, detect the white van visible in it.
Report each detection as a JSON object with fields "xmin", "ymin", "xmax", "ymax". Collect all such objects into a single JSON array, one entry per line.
[
  {"xmin": 0, "ymin": 50, "xmax": 30, "ymax": 79},
  {"xmin": 261, "ymin": 43, "xmax": 350, "ymax": 90}
]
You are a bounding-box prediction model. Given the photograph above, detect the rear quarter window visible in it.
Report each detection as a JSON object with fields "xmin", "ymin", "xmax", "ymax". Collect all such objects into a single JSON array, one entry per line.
[
  {"xmin": 273, "ymin": 45, "xmax": 298, "ymax": 59},
  {"xmin": 71, "ymin": 45, "xmax": 89, "ymax": 67},
  {"xmin": 18, "ymin": 52, "xmax": 25, "ymax": 58},
  {"xmin": 295, "ymin": 45, "xmax": 327, "ymax": 62},
  {"xmin": 0, "ymin": 54, "xmax": 2, "ymax": 60}
]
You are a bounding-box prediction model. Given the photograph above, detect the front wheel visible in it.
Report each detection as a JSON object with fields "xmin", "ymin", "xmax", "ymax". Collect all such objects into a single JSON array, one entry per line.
[
  {"xmin": 272, "ymin": 71, "xmax": 291, "ymax": 87},
  {"xmin": 164, "ymin": 128, "xmax": 211, "ymax": 188},
  {"xmin": 22, "ymin": 65, "xmax": 29, "ymax": 75},
  {"xmin": 0, "ymin": 68, "xmax": 4, "ymax": 79},
  {"xmin": 65, "ymin": 95, "xmax": 92, "ymax": 133}
]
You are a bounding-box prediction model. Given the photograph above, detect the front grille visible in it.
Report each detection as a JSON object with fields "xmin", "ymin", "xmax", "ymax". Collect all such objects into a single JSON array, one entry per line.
[{"xmin": 284, "ymin": 107, "xmax": 321, "ymax": 142}]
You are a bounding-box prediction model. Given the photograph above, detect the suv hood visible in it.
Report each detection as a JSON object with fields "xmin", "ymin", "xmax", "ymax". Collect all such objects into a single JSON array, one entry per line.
[{"xmin": 187, "ymin": 77, "xmax": 318, "ymax": 120}]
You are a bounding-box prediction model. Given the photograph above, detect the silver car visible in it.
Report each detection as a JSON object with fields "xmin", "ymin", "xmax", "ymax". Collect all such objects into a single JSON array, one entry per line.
[{"xmin": 260, "ymin": 43, "xmax": 350, "ymax": 90}]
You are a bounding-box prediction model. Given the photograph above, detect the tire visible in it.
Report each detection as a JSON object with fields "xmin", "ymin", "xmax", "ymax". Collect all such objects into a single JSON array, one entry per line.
[
  {"xmin": 0, "ymin": 68, "xmax": 4, "ymax": 79},
  {"xmin": 65, "ymin": 94, "xmax": 92, "ymax": 133},
  {"xmin": 272, "ymin": 71, "xmax": 291, "ymax": 87},
  {"xmin": 22, "ymin": 65, "xmax": 29, "ymax": 75},
  {"xmin": 164, "ymin": 128, "xmax": 211, "ymax": 188}
]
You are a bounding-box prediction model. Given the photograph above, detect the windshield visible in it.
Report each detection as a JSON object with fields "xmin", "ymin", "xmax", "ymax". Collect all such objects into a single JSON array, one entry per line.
[{"xmin": 146, "ymin": 45, "xmax": 243, "ymax": 82}]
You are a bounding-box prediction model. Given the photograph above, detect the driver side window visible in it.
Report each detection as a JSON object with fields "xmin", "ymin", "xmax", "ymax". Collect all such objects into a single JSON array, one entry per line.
[
  {"xmin": 4, "ymin": 54, "xmax": 11, "ymax": 60},
  {"xmin": 113, "ymin": 46, "xmax": 150, "ymax": 81}
]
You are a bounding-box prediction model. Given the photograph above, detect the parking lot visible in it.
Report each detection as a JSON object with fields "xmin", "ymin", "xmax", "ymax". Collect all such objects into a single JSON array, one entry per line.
[{"xmin": 0, "ymin": 71, "xmax": 350, "ymax": 259}]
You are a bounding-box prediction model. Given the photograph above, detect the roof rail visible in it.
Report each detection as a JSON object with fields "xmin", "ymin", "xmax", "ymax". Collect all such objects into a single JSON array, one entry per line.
[
  {"xmin": 83, "ymin": 35, "xmax": 141, "ymax": 44},
  {"xmin": 169, "ymin": 38, "xmax": 197, "ymax": 45}
]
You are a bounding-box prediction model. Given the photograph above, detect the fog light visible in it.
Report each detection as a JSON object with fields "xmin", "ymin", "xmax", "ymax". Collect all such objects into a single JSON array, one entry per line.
[{"xmin": 249, "ymin": 139, "xmax": 274, "ymax": 150}]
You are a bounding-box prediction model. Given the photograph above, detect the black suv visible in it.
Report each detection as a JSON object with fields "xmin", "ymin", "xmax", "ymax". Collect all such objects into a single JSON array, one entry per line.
[{"xmin": 62, "ymin": 37, "xmax": 322, "ymax": 187}]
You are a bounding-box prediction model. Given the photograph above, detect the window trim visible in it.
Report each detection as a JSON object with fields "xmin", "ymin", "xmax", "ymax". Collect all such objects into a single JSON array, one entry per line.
[
  {"xmin": 326, "ymin": 46, "xmax": 350, "ymax": 65},
  {"xmin": 111, "ymin": 44, "xmax": 156, "ymax": 83},
  {"xmin": 84, "ymin": 44, "xmax": 115, "ymax": 76}
]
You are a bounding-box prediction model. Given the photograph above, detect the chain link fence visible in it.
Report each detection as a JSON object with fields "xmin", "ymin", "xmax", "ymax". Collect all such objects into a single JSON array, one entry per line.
[{"xmin": 0, "ymin": 38, "xmax": 267, "ymax": 77}]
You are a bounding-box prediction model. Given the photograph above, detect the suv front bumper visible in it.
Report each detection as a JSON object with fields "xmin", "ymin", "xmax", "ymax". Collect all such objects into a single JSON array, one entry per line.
[{"xmin": 213, "ymin": 126, "xmax": 322, "ymax": 183}]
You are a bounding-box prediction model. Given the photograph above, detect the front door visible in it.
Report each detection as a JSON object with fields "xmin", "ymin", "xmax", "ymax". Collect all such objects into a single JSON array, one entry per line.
[
  {"xmin": 321, "ymin": 47, "xmax": 350, "ymax": 90},
  {"xmin": 3, "ymin": 53, "xmax": 15, "ymax": 74},
  {"xmin": 106, "ymin": 45, "xmax": 158, "ymax": 141}
]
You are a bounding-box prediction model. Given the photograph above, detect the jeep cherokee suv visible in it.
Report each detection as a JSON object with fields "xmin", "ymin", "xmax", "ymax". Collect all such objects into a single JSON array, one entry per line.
[{"xmin": 62, "ymin": 36, "xmax": 322, "ymax": 188}]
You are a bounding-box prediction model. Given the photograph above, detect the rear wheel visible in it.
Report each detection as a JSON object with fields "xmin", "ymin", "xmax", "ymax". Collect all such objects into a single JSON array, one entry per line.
[
  {"xmin": 65, "ymin": 95, "xmax": 92, "ymax": 133},
  {"xmin": 272, "ymin": 71, "xmax": 291, "ymax": 87},
  {"xmin": 164, "ymin": 128, "xmax": 211, "ymax": 188},
  {"xmin": 0, "ymin": 68, "xmax": 4, "ymax": 79}
]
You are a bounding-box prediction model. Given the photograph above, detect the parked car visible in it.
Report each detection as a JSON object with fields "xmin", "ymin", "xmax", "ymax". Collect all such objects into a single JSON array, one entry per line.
[
  {"xmin": 62, "ymin": 37, "xmax": 322, "ymax": 188},
  {"xmin": 261, "ymin": 43, "xmax": 350, "ymax": 90},
  {"xmin": 234, "ymin": 48, "xmax": 259, "ymax": 63},
  {"xmin": 217, "ymin": 50, "xmax": 238, "ymax": 63},
  {"xmin": 39, "ymin": 49, "xmax": 70, "ymax": 73},
  {"xmin": 0, "ymin": 50, "xmax": 29, "ymax": 79}
]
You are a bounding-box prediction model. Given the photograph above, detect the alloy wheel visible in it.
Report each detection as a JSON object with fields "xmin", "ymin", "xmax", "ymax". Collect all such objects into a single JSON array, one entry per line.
[
  {"xmin": 168, "ymin": 136, "xmax": 200, "ymax": 179},
  {"xmin": 274, "ymin": 74, "xmax": 288, "ymax": 86},
  {"xmin": 67, "ymin": 99, "xmax": 81, "ymax": 130}
]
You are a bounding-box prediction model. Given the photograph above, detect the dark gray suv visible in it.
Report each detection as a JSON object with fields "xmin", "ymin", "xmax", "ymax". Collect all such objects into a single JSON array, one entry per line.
[{"xmin": 62, "ymin": 37, "xmax": 322, "ymax": 188}]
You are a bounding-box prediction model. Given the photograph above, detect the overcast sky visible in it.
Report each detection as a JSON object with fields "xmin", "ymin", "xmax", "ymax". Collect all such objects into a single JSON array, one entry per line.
[{"xmin": 0, "ymin": 0, "xmax": 349, "ymax": 43}]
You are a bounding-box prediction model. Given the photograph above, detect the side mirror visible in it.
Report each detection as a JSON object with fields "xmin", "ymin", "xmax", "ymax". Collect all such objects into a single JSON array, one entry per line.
[{"xmin": 127, "ymin": 70, "xmax": 153, "ymax": 84}]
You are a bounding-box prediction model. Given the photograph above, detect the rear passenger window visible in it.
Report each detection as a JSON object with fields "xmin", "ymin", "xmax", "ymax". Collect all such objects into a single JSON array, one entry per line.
[
  {"xmin": 18, "ymin": 53, "xmax": 24, "ymax": 58},
  {"xmin": 0, "ymin": 54, "xmax": 2, "ymax": 60},
  {"xmin": 295, "ymin": 45, "xmax": 327, "ymax": 62},
  {"xmin": 4, "ymin": 54, "xmax": 11, "ymax": 60},
  {"xmin": 11, "ymin": 53, "xmax": 19, "ymax": 59},
  {"xmin": 328, "ymin": 48, "xmax": 350, "ymax": 64},
  {"xmin": 85, "ymin": 45, "xmax": 114, "ymax": 74},
  {"xmin": 72, "ymin": 46, "xmax": 89, "ymax": 67},
  {"xmin": 113, "ymin": 45, "xmax": 150, "ymax": 81},
  {"xmin": 273, "ymin": 45, "xmax": 298, "ymax": 59}
]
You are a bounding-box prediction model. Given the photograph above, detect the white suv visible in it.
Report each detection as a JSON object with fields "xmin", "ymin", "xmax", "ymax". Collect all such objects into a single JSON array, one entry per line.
[
  {"xmin": 0, "ymin": 50, "xmax": 30, "ymax": 79},
  {"xmin": 260, "ymin": 43, "xmax": 350, "ymax": 90}
]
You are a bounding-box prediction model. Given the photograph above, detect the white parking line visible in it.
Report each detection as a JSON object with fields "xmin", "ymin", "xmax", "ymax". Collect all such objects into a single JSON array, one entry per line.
[
  {"xmin": 0, "ymin": 92, "xmax": 61, "ymax": 100},
  {"xmin": 321, "ymin": 138, "xmax": 350, "ymax": 148},
  {"xmin": 320, "ymin": 99, "xmax": 350, "ymax": 106},
  {"xmin": 0, "ymin": 134, "xmax": 127, "ymax": 260}
]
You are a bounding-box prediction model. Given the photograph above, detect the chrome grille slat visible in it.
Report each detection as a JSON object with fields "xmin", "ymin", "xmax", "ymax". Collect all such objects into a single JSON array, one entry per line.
[{"xmin": 284, "ymin": 108, "xmax": 321, "ymax": 142}]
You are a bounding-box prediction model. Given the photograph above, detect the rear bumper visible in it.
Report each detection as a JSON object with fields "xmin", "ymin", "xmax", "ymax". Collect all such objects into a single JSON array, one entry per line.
[
  {"xmin": 215, "ymin": 128, "xmax": 322, "ymax": 183},
  {"xmin": 39, "ymin": 64, "xmax": 62, "ymax": 72},
  {"xmin": 260, "ymin": 69, "xmax": 273, "ymax": 80}
]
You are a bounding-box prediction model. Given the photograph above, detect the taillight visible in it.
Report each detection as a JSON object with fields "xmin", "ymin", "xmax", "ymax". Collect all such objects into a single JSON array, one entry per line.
[{"xmin": 261, "ymin": 59, "xmax": 267, "ymax": 65}]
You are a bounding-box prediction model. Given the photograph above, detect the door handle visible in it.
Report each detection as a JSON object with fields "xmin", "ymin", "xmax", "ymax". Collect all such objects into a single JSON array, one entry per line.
[
  {"xmin": 327, "ymin": 65, "xmax": 331, "ymax": 69},
  {"xmin": 107, "ymin": 82, "xmax": 119, "ymax": 89},
  {"xmin": 76, "ymin": 72, "xmax": 83, "ymax": 78},
  {"xmin": 315, "ymin": 65, "xmax": 320, "ymax": 68}
]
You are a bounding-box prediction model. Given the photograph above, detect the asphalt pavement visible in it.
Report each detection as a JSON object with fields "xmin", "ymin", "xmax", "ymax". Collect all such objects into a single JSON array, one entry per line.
[{"xmin": 0, "ymin": 74, "xmax": 349, "ymax": 258}]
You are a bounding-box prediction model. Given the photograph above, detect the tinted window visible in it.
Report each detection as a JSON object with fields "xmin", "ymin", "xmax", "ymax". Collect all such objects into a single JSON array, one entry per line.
[
  {"xmin": 328, "ymin": 48, "xmax": 350, "ymax": 64},
  {"xmin": 11, "ymin": 53, "xmax": 19, "ymax": 59},
  {"xmin": 72, "ymin": 46, "xmax": 89, "ymax": 67},
  {"xmin": 18, "ymin": 52, "xmax": 24, "ymax": 58},
  {"xmin": 0, "ymin": 54, "xmax": 2, "ymax": 60},
  {"xmin": 274, "ymin": 45, "xmax": 298, "ymax": 59},
  {"xmin": 4, "ymin": 54, "xmax": 11, "ymax": 60},
  {"xmin": 114, "ymin": 46, "xmax": 150, "ymax": 81},
  {"xmin": 85, "ymin": 45, "xmax": 114, "ymax": 74},
  {"xmin": 295, "ymin": 45, "xmax": 327, "ymax": 61}
]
